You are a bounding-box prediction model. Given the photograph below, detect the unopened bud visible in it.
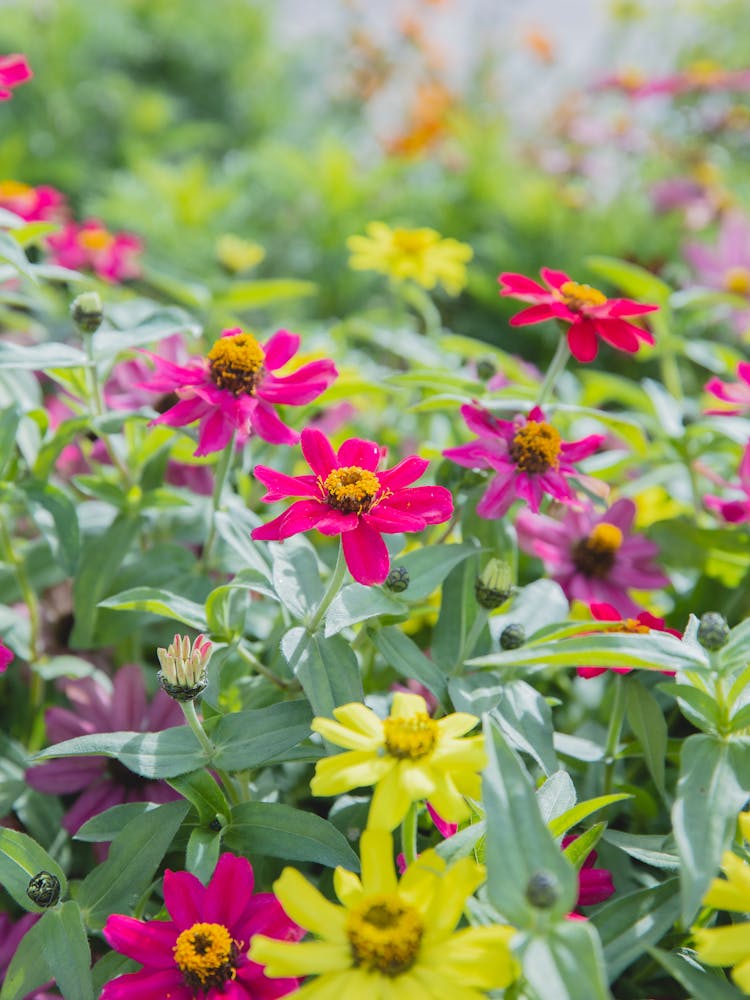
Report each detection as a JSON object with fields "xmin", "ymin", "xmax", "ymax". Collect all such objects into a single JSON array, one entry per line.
[
  {"xmin": 27, "ymin": 871, "xmax": 60, "ymax": 908},
  {"xmin": 475, "ymin": 559, "xmax": 513, "ymax": 610},
  {"xmin": 70, "ymin": 292, "xmax": 104, "ymax": 333},
  {"xmin": 476, "ymin": 357, "xmax": 497, "ymax": 381},
  {"xmin": 697, "ymin": 612, "xmax": 730, "ymax": 651},
  {"xmin": 525, "ymin": 870, "xmax": 560, "ymax": 909},
  {"xmin": 385, "ymin": 565, "xmax": 409, "ymax": 593},
  {"xmin": 157, "ymin": 633, "xmax": 213, "ymax": 701},
  {"xmin": 500, "ymin": 623, "xmax": 525, "ymax": 650}
]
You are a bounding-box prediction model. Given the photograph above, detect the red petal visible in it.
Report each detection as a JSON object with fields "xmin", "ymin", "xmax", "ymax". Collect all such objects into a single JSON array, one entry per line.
[
  {"xmin": 567, "ymin": 320, "xmax": 599, "ymax": 362},
  {"xmin": 342, "ymin": 522, "xmax": 390, "ymax": 584}
]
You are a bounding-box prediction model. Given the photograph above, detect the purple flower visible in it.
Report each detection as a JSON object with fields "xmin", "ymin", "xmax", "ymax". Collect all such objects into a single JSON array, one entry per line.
[
  {"xmin": 684, "ymin": 212, "xmax": 750, "ymax": 334},
  {"xmin": 26, "ymin": 665, "xmax": 183, "ymax": 835}
]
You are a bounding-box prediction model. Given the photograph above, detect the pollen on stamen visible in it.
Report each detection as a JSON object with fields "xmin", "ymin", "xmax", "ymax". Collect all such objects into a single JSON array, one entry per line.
[
  {"xmin": 559, "ymin": 280, "xmax": 607, "ymax": 312},
  {"xmin": 322, "ymin": 466, "xmax": 381, "ymax": 514},
  {"xmin": 572, "ymin": 523, "xmax": 624, "ymax": 579},
  {"xmin": 508, "ymin": 420, "xmax": 562, "ymax": 474},
  {"xmin": 383, "ymin": 713, "xmax": 438, "ymax": 760},
  {"xmin": 346, "ymin": 894, "xmax": 424, "ymax": 977},
  {"xmin": 207, "ymin": 332, "xmax": 266, "ymax": 397}
]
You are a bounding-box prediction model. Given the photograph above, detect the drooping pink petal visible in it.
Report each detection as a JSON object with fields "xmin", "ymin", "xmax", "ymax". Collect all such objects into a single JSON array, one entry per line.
[
  {"xmin": 378, "ymin": 455, "xmax": 430, "ymax": 490},
  {"xmin": 342, "ymin": 522, "xmax": 391, "ymax": 585},
  {"xmin": 250, "ymin": 401, "xmax": 299, "ymax": 445},
  {"xmin": 100, "ymin": 967, "xmax": 188, "ymax": 1000},
  {"xmin": 111, "ymin": 665, "xmax": 148, "ymax": 731},
  {"xmin": 196, "ymin": 408, "xmax": 235, "ymax": 456},
  {"xmin": 26, "ymin": 758, "xmax": 104, "ymax": 795},
  {"xmin": 203, "ymin": 853, "xmax": 255, "ymax": 929},
  {"xmin": 508, "ymin": 303, "xmax": 558, "ymax": 327},
  {"xmin": 380, "ymin": 485, "xmax": 454, "ymax": 525},
  {"xmin": 253, "ymin": 465, "xmax": 319, "ymax": 501},
  {"xmin": 152, "ymin": 396, "xmax": 209, "ymax": 429},
  {"xmin": 498, "ymin": 272, "xmax": 549, "ymax": 297},
  {"xmin": 259, "ymin": 359, "xmax": 338, "ymax": 404},
  {"xmin": 540, "ymin": 267, "xmax": 572, "ymax": 290},
  {"xmin": 103, "ymin": 915, "xmax": 177, "ymax": 966},
  {"xmin": 64, "ymin": 782, "xmax": 127, "ymax": 834},
  {"xmin": 567, "ymin": 320, "xmax": 599, "ymax": 362}
]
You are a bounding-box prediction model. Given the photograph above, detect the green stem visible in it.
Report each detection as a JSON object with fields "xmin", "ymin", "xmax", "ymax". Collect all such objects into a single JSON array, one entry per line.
[
  {"xmin": 400, "ymin": 282, "xmax": 442, "ymax": 337},
  {"xmin": 200, "ymin": 430, "xmax": 237, "ymax": 570},
  {"xmin": 603, "ymin": 675, "xmax": 627, "ymax": 795},
  {"xmin": 535, "ymin": 334, "xmax": 571, "ymax": 407},
  {"xmin": 0, "ymin": 520, "xmax": 41, "ymax": 670},
  {"xmin": 181, "ymin": 699, "xmax": 214, "ymax": 757},
  {"xmin": 652, "ymin": 313, "xmax": 684, "ymax": 404},
  {"xmin": 83, "ymin": 336, "xmax": 133, "ymax": 485},
  {"xmin": 236, "ymin": 643, "xmax": 296, "ymax": 691},
  {"xmin": 453, "ymin": 608, "xmax": 488, "ymax": 676},
  {"xmin": 306, "ymin": 544, "xmax": 347, "ymax": 634},
  {"xmin": 401, "ymin": 801, "xmax": 419, "ymax": 868}
]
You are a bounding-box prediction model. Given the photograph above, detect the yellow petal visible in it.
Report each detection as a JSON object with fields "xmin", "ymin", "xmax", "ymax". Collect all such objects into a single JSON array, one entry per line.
[
  {"xmin": 333, "ymin": 866, "xmax": 364, "ymax": 908},
  {"xmin": 705, "ymin": 853, "xmax": 750, "ymax": 912},
  {"xmin": 249, "ymin": 937, "xmax": 351, "ymax": 977},
  {"xmin": 397, "ymin": 761, "xmax": 436, "ymax": 799},
  {"xmin": 431, "ymin": 737, "xmax": 487, "ymax": 771},
  {"xmin": 732, "ymin": 954, "xmax": 750, "ymax": 993},
  {"xmin": 333, "ymin": 703, "xmax": 385, "ymax": 740},
  {"xmin": 407, "ymin": 966, "xmax": 488, "ymax": 1000},
  {"xmin": 740, "ymin": 812, "xmax": 750, "ymax": 845},
  {"xmin": 271, "ymin": 868, "xmax": 347, "ymax": 939},
  {"xmin": 311, "ymin": 751, "xmax": 393, "ymax": 796},
  {"xmin": 436, "ymin": 713, "xmax": 480, "ymax": 739},
  {"xmin": 312, "ymin": 716, "xmax": 380, "ymax": 751},
  {"xmin": 424, "ymin": 775, "xmax": 472, "ymax": 824},
  {"xmin": 421, "ymin": 857, "xmax": 486, "ymax": 939},
  {"xmin": 368, "ymin": 766, "xmax": 413, "ymax": 830},
  {"xmin": 360, "ymin": 829, "xmax": 398, "ymax": 895},
  {"xmin": 398, "ymin": 849, "xmax": 443, "ymax": 914},
  {"xmin": 390, "ymin": 692, "xmax": 427, "ymax": 718},
  {"xmin": 694, "ymin": 923, "xmax": 750, "ymax": 966},
  {"xmin": 422, "ymin": 925, "xmax": 518, "ymax": 989}
]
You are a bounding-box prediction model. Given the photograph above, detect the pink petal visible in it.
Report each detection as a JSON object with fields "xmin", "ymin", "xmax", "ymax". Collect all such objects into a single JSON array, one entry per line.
[
  {"xmin": 152, "ymin": 396, "xmax": 209, "ymax": 429},
  {"xmin": 252, "ymin": 499, "xmax": 345, "ymax": 540},
  {"xmin": 203, "ymin": 853, "xmax": 255, "ymax": 929},
  {"xmin": 0, "ymin": 55, "xmax": 32, "ymax": 86},
  {"xmin": 163, "ymin": 868, "xmax": 205, "ymax": 927},
  {"xmin": 300, "ymin": 428, "xmax": 337, "ymax": 478},
  {"xmin": 253, "ymin": 466, "xmax": 319, "ymax": 501},
  {"xmin": 561, "ymin": 434, "xmax": 605, "ymax": 462},
  {"xmin": 540, "ymin": 267, "xmax": 572, "ymax": 290},
  {"xmin": 100, "ymin": 967, "xmax": 188, "ymax": 1000},
  {"xmin": 259, "ymin": 359, "xmax": 337, "ymax": 404},
  {"xmin": 111, "ymin": 665, "xmax": 148, "ymax": 731},
  {"xmin": 604, "ymin": 299, "xmax": 659, "ymax": 318},
  {"xmin": 342, "ymin": 522, "xmax": 390, "ymax": 585},
  {"xmin": 26, "ymin": 759, "xmax": 104, "ymax": 795},
  {"xmin": 594, "ymin": 320, "xmax": 641, "ymax": 353},
  {"xmin": 379, "ymin": 485, "xmax": 453, "ymax": 525},
  {"xmin": 250, "ymin": 402, "xmax": 299, "ymax": 445},
  {"xmin": 43, "ymin": 705, "xmax": 97, "ymax": 742},
  {"xmin": 508, "ymin": 304, "xmax": 558, "ymax": 327},
  {"xmin": 196, "ymin": 408, "xmax": 235, "ymax": 456},
  {"xmin": 240, "ymin": 893, "xmax": 305, "ymax": 942},
  {"xmin": 378, "ymin": 455, "xmax": 429, "ymax": 490},
  {"xmin": 103, "ymin": 914, "xmax": 177, "ymax": 966},
  {"xmin": 567, "ymin": 320, "xmax": 599, "ymax": 362},
  {"xmin": 336, "ymin": 437, "xmax": 383, "ymax": 471},
  {"xmin": 601, "ymin": 498, "xmax": 636, "ymax": 532},
  {"xmin": 498, "ymin": 272, "xmax": 549, "ymax": 297},
  {"xmin": 262, "ymin": 330, "xmax": 300, "ymax": 371},
  {"xmin": 64, "ymin": 783, "xmax": 126, "ymax": 834},
  {"xmin": 475, "ymin": 473, "xmax": 517, "ymax": 518}
]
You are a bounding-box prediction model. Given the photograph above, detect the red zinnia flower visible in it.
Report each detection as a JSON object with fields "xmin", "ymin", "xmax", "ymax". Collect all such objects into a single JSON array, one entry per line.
[
  {"xmin": 0, "ymin": 55, "xmax": 32, "ymax": 100},
  {"xmin": 562, "ymin": 835, "xmax": 615, "ymax": 908},
  {"xmin": 102, "ymin": 852, "xmax": 302, "ymax": 1000},
  {"xmin": 576, "ymin": 601, "xmax": 682, "ymax": 679},
  {"xmin": 444, "ymin": 403, "xmax": 604, "ymax": 517},
  {"xmin": 251, "ymin": 427, "xmax": 453, "ymax": 585},
  {"xmin": 498, "ymin": 267, "xmax": 658, "ymax": 363},
  {"xmin": 142, "ymin": 328, "xmax": 337, "ymax": 456}
]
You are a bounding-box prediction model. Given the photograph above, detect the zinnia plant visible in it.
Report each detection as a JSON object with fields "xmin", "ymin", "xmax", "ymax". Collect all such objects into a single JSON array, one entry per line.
[
  {"xmin": 0, "ymin": 54, "xmax": 32, "ymax": 99},
  {"xmin": 347, "ymin": 222, "xmax": 473, "ymax": 295}
]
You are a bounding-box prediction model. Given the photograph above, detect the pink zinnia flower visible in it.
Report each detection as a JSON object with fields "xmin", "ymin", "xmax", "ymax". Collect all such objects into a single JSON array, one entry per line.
[
  {"xmin": 705, "ymin": 362, "xmax": 750, "ymax": 414},
  {"xmin": 577, "ymin": 601, "xmax": 681, "ymax": 679},
  {"xmin": 516, "ymin": 498, "xmax": 670, "ymax": 617},
  {"xmin": 251, "ymin": 427, "xmax": 453, "ymax": 585},
  {"xmin": 0, "ymin": 180, "xmax": 66, "ymax": 222},
  {"xmin": 102, "ymin": 852, "xmax": 302, "ymax": 1000},
  {"xmin": 596, "ymin": 64, "xmax": 750, "ymax": 99},
  {"xmin": 562, "ymin": 835, "xmax": 615, "ymax": 908},
  {"xmin": 443, "ymin": 403, "xmax": 604, "ymax": 517},
  {"xmin": 46, "ymin": 219, "xmax": 142, "ymax": 282},
  {"xmin": 684, "ymin": 212, "xmax": 750, "ymax": 334},
  {"xmin": 0, "ymin": 55, "xmax": 32, "ymax": 100},
  {"xmin": 499, "ymin": 268, "xmax": 658, "ymax": 363},
  {"xmin": 141, "ymin": 328, "xmax": 337, "ymax": 456},
  {"xmin": 26, "ymin": 665, "xmax": 183, "ymax": 835},
  {"xmin": 705, "ymin": 441, "xmax": 750, "ymax": 524},
  {"xmin": 0, "ymin": 641, "xmax": 12, "ymax": 673}
]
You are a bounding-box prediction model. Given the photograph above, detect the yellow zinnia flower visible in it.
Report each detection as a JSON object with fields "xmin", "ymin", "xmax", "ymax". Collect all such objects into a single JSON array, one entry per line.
[
  {"xmin": 347, "ymin": 222, "xmax": 473, "ymax": 295},
  {"xmin": 311, "ymin": 692, "xmax": 485, "ymax": 830},
  {"xmin": 693, "ymin": 827, "xmax": 750, "ymax": 993},
  {"xmin": 250, "ymin": 829, "xmax": 518, "ymax": 1000}
]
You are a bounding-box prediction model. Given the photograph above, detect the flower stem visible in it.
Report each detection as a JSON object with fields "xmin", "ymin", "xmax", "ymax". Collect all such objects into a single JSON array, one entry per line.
[
  {"xmin": 400, "ymin": 281, "xmax": 442, "ymax": 337},
  {"xmin": 235, "ymin": 643, "xmax": 297, "ymax": 691},
  {"xmin": 200, "ymin": 430, "xmax": 237, "ymax": 571},
  {"xmin": 82, "ymin": 334, "xmax": 133, "ymax": 485},
  {"xmin": 306, "ymin": 543, "xmax": 347, "ymax": 634},
  {"xmin": 535, "ymin": 334, "xmax": 571, "ymax": 407},
  {"xmin": 181, "ymin": 699, "xmax": 214, "ymax": 757},
  {"xmin": 401, "ymin": 801, "xmax": 419, "ymax": 868},
  {"xmin": 603, "ymin": 675, "xmax": 627, "ymax": 795}
]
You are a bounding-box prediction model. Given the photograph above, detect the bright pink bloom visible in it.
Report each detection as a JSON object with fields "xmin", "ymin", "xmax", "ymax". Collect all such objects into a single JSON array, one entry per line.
[
  {"xmin": 516, "ymin": 498, "xmax": 670, "ymax": 617},
  {"xmin": 684, "ymin": 212, "xmax": 750, "ymax": 334},
  {"xmin": 102, "ymin": 853, "xmax": 302, "ymax": 1000},
  {"xmin": 595, "ymin": 65, "xmax": 750, "ymax": 99},
  {"xmin": 705, "ymin": 361, "xmax": 750, "ymax": 414},
  {"xmin": 576, "ymin": 601, "xmax": 681, "ymax": 679},
  {"xmin": 142, "ymin": 328, "xmax": 337, "ymax": 456},
  {"xmin": 562, "ymin": 835, "xmax": 615, "ymax": 908},
  {"xmin": 46, "ymin": 219, "xmax": 142, "ymax": 282},
  {"xmin": 0, "ymin": 55, "xmax": 32, "ymax": 100},
  {"xmin": 26, "ymin": 665, "xmax": 183, "ymax": 835},
  {"xmin": 0, "ymin": 180, "xmax": 66, "ymax": 222},
  {"xmin": 499, "ymin": 268, "xmax": 658, "ymax": 363},
  {"xmin": 0, "ymin": 641, "xmax": 12, "ymax": 673},
  {"xmin": 444, "ymin": 404, "xmax": 604, "ymax": 517},
  {"xmin": 705, "ymin": 441, "xmax": 750, "ymax": 524},
  {"xmin": 251, "ymin": 427, "xmax": 453, "ymax": 586}
]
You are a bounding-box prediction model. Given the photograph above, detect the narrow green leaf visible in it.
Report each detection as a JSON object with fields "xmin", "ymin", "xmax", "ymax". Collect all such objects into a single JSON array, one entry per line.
[
  {"xmin": 217, "ymin": 278, "xmax": 317, "ymax": 309},
  {"xmin": 168, "ymin": 770, "xmax": 230, "ymax": 824},
  {"xmin": 432, "ymin": 555, "xmax": 483, "ymax": 672},
  {"xmin": 371, "ymin": 626, "xmax": 448, "ymax": 706},
  {"xmin": 186, "ymin": 827, "xmax": 222, "ymax": 884},
  {"xmin": 0, "ymin": 341, "xmax": 86, "ymax": 368},
  {"xmin": 1, "ymin": 912, "xmax": 53, "ymax": 1000},
  {"xmin": 563, "ymin": 823, "xmax": 606, "ymax": 868},
  {"xmin": 585, "ymin": 254, "xmax": 672, "ymax": 305},
  {"xmin": 24, "ymin": 482, "xmax": 80, "ymax": 574},
  {"xmin": 658, "ymin": 682, "xmax": 721, "ymax": 732},
  {"xmin": 40, "ymin": 901, "xmax": 94, "ymax": 1000},
  {"xmin": 281, "ymin": 627, "xmax": 363, "ymax": 719},
  {"xmin": 209, "ymin": 701, "xmax": 312, "ymax": 771},
  {"xmin": 269, "ymin": 538, "xmax": 324, "ymax": 620},
  {"xmin": 549, "ymin": 794, "xmax": 632, "ymax": 839},
  {"xmin": 602, "ymin": 830, "xmax": 679, "ymax": 870},
  {"xmin": 625, "ymin": 678, "xmax": 667, "ymax": 795},
  {"xmin": 325, "ymin": 583, "xmax": 406, "ymax": 636},
  {"xmin": 33, "ymin": 727, "xmax": 207, "ymax": 779},
  {"xmin": 75, "ymin": 803, "xmax": 157, "ymax": 843},
  {"xmin": 0, "ymin": 230, "xmax": 38, "ymax": 284},
  {"xmin": 98, "ymin": 586, "xmax": 208, "ymax": 630},
  {"xmin": 592, "ymin": 880, "xmax": 681, "ymax": 981},
  {"xmin": 522, "ymin": 920, "xmax": 613, "ymax": 1000},
  {"xmin": 0, "ymin": 827, "xmax": 68, "ymax": 912},
  {"xmin": 393, "ymin": 543, "xmax": 479, "ymax": 602},
  {"xmin": 649, "ymin": 947, "xmax": 746, "ymax": 999},
  {"xmin": 492, "ymin": 681, "xmax": 558, "ymax": 776},
  {"xmin": 0, "ymin": 404, "xmax": 20, "ymax": 477}
]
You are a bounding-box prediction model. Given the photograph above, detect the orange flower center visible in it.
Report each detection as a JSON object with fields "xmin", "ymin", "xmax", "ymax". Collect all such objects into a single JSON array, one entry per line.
[
  {"xmin": 346, "ymin": 894, "xmax": 423, "ymax": 976},
  {"xmin": 723, "ymin": 266, "xmax": 750, "ymax": 296},
  {"xmin": 509, "ymin": 420, "xmax": 562, "ymax": 474},
  {"xmin": 323, "ymin": 466, "xmax": 381, "ymax": 513},
  {"xmin": 383, "ymin": 712, "xmax": 438, "ymax": 759},
  {"xmin": 207, "ymin": 332, "xmax": 266, "ymax": 396},
  {"xmin": 609, "ymin": 618, "xmax": 650, "ymax": 634},
  {"xmin": 572, "ymin": 523, "xmax": 623, "ymax": 579},
  {"xmin": 78, "ymin": 228, "xmax": 115, "ymax": 252},
  {"xmin": 618, "ymin": 67, "xmax": 646, "ymax": 91},
  {"xmin": 173, "ymin": 921, "xmax": 238, "ymax": 991},
  {"xmin": 559, "ymin": 280, "xmax": 607, "ymax": 312}
]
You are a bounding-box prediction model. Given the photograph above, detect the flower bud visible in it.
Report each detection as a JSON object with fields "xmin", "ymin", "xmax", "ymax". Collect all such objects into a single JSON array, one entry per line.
[
  {"xmin": 500, "ymin": 623, "xmax": 525, "ymax": 650},
  {"xmin": 525, "ymin": 870, "xmax": 560, "ymax": 909},
  {"xmin": 27, "ymin": 871, "xmax": 61, "ymax": 908},
  {"xmin": 385, "ymin": 565, "xmax": 409, "ymax": 593},
  {"xmin": 475, "ymin": 559, "xmax": 513, "ymax": 610},
  {"xmin": 70, "ymin": 291, "xmax": 104, "ymax": 333},
  {"xmin": 697, "ymin": 612, "xmax": 730, "ymax": 651},
  {"xmin": 476, "ymin": 356, "xmax": 497, "ymax": 381},
  {"xmin": 157, "ymin": 633, "xmax": 213, "ymax": 701}
]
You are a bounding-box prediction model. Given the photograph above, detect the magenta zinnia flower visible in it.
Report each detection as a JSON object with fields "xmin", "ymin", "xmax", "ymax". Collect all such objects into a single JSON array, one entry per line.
[
  {"xmin": 576, "ymin": 601, "xmax": 681, "ymax": 679},
  {"xmin": 0, "ymin": 55, "xmax": 32, "ymax": 100},
  {"xmin": 562, "ymin": 835, "xmax": 615, "ymax": 908},
  {"xmin": 26, "ymin": 665, "xmax": 183, "ymax": 834},
  {"xmin": 102, "ymin": 852, "xmax": 302, "ymax": 1000},
  {"xmin": 444, "ymin": 404, "xmax": 604, "ymax": 517},
  {"xmin": 705, "ymin": 362, "xmax": 750, "ymax": 414},
  {"xmin": 0, "ymin": 180, "xmax": 66, "ymax": 222},
  {"xmin": 0, "ymin": 641, "xmax": 12, "ymax": 673},
  {"xmin": 141, "ymin": 328, "xmax": 337, "ymax": 456},
  {"xmin": 499, "ymin": 268, "xmax": 658, "ymax": 363},
  {"xmin": 705, "ymin": 441, "xmax": 750, "ymax": 524},
  {"xmin": 516, "ymin": 498, "xmax": 670, "ymax": 617},
  {"xmin": 46, "ymin": 219, "xmax": 142, "ymax": 282},
  {"xmin": 251, "ymin": 427, "xmax": 453, "ymax": 585},
  {"xmin": 684, "ymin": 212, "xmax": 750, "ymax": 334}
]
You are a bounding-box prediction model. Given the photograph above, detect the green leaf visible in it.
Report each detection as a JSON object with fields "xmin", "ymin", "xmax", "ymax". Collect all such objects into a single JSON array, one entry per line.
[
  {"xmin": 98, "ymin": 586, "xmax": 208, "ymax": 630},
  {"xmin": 649, "ymin": 947, "xmax": 746, "ymax": 1000},
  {"xmin": 78, "ymin": 800, "xmax": 189, "ymax": 929},
  {"xmin": 592, "ymin": 880, "xmax": 681, "ymax": 981},
  {"xmin": 0, "ymin": 827, "xmax": 68, "ymax": 912},
  {"xmin": 186, "ymin": 827, "xmax": 222, "ymax": 884},
  {"xmin": 269, "ymin": 538, "xmax": 325, "ymax": 621},
  {"xmin": 75, "ymin": 803, "xmax": 158, "ymax": 842},
  {"xmin": 432, "ymin": 554, "xmax": 484, "ymax": 672},
  {"xmin": 281, "ymin": 627, "xmax": 363, "ymax": 719},
  {"xmin": 482, "ymin": 718, "xmax": 577, "ymax": 927},
  {"xmin": 0, "ymin": 230, "xmax": 37, "ymax": 283},
  {"xmin": 585, "ymin": 254, "xmax": 672, "ymax": 306},
  {"xmin": 563, "ymin": 823, "xmax": 606, "ymax": 868},
  {"xmin": 393, "ymin": 543, "xmax": 479, "ymax": 602},
  {"xmin": 658, "ymin": 682, "xmax": 721, "ymax": 733},
  {"xmin": 493, "ymin": 681, "xmax": 558, "ymax": 776},
  {"xmin": 217, "ymin": 278, "xmax": 317, "ymax": 309},
  {"xmin": 672, "ymin": 734, "xmax": 750, "ymax": 922},
  {"xmin": 24, "ymin": 482, "xmax": 80, "ymax": 574},
  {"xmin": 209, "ymin": 701, "xmax": 312, "ymax": 771},
  {"xmin": 0, "ymin": 404, "xmax": 20, "ymax": 477},
  {"xmin": 224, "ymin": 801, "xmax": 360, "ymax": 870},
  {"xmin": 522, "ymin": 920, "xmax": 613, "ymax": 1000},
  {"xmin": 0, "ymin": 341, "xmax": 86, "ymax": 368},
  {"xmin": 602, "ymin": 830, "xmax": 679, "ymax": 870},
  {"xmin": 40, "ymin": 901, "xmax": 94, "ymax": 1000},
  {"xmin": 168, "ymin": 770, "xmax": 230, "ymax": 824},
  {"xmin": 537, "ymin": 771, "xmax": 576, "ymax": 825},
  {"xmin": 625, "ymin": 678, "xmax": 667, "ymax": 795},
  {"xmin": 92, "ymin": 307, "xmax": 201, "ymax": 359},
  {"xmin": 324, "ymin": 583, "xmax": 406, "ymax": 636},
  {"xmin": 371, "ymin": 626, "xmax": 448, "ymax": 707},
  {"xmin": 548, "ymin": 794, "xmax": 632, "ymax": 839}
]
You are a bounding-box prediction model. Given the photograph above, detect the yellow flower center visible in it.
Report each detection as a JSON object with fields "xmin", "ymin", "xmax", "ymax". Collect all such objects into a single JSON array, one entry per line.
[
  {"xmin": 686, "ymin": 59, "xmax": 722, "ymax": 85},
  {"xmin": 618, "ymin": 67, "xmax": 646, "ymax": 90},
  {"xmin": 383, "ymin": 712, "xmax": 438, "ymax": 759},
  {"xmin": 508, "ymin": 420, "xmax": 562, "ymax": 474},
  {"xmin": 173, "ymin": 921, "xmax": 238, "ymax": 991},
  {"xmin": 207, "ymin": 332, "xmax": 266, "ymax": 397},
  {"xmin": 0, "ymin": 180, "xmax": 32, "ymax": 200},
  {"xmin": 346, "ymin": 894, "xmax": 423, "ymax": 977},
  {"xmin": 559, "ymin": 280, "xmax": 607, "ymax": 312},
  {"xmin": 617, "ymin": 618, "xmax": 650, "ymax": 634},
  {"xmin": 391, "ymin": 229, "xmax": 433, "ymax": 256},
  {"xmin": 322, "ymin": 466, "xmax": 381, "ymax": 514},
  {"xmin": 572, "ymin": 523, "xmax": 624, "ymax": 579},
  {"xmin": 723, "ymin": 266, "xmax": 750, "ymax": 296},
  {"xmin": 78, "ymin": 228, "xmax": 115, "ymax": 252}
]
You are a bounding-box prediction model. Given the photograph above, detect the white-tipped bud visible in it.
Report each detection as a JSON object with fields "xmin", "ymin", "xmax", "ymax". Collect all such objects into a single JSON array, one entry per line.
[{"xmin": 157, "ymin": 633, "xmax": 213, "ymax": 701}]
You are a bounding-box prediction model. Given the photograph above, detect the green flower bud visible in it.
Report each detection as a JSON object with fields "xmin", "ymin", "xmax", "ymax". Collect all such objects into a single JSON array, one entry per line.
[
  {"xmin": 157, "ymin": 633, "xmax": 213, "ymax": 701},
  {"xmin": 27, "ymin": 871, "xmax": 61, "ymax": 908},
  {"xmin": 697, "ymin": 612, "xmax": 730, "ymax": 651},
  {"xmin": 525, "ymin": 870, "xmax": 560, "ymax": 909},
  {"xmin": 70, "ymin": 292, "xmax": 104, "ymax": 333},
  {"xmin": 500, "ymin": 623, "xmax": 525, "ymax": 650},
  {"xmin": 385, "ymin": 565, "xmax": 409, "ymax": 593},
  {"xmin": 476, "ymin": 356, "xmax": 497, "ymax": 381},
  {"xmin": 475, "ymin": 559, "xmax": 513, "ymax": 610}
]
